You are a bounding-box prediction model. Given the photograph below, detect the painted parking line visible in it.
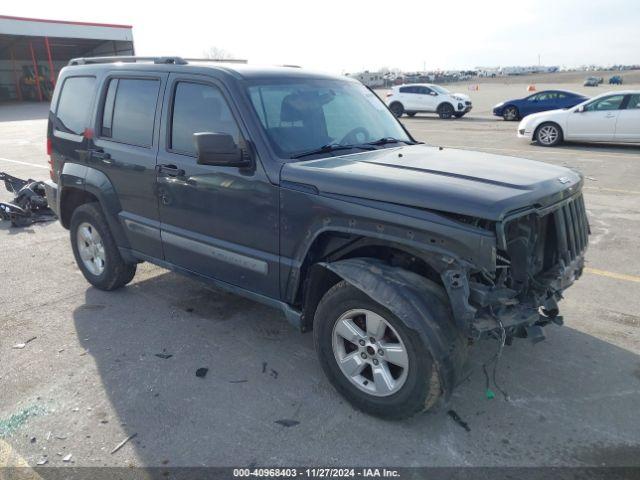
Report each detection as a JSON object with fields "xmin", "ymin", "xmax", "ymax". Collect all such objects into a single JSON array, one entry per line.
[
  {"xmin": 0, "ymin": 439, "xmax": 40, "ymax": 476},
  {"xmin": 585, "ymin": 267, "xmax": 640, "ymax": 284},
  {"xmin": 584, "ymin": 186, "xmax": 640, "ymax": 195},
  {"xmin": 0, "ymin": 157, "xmax": 48, "ymax": 169},
  {"xmin": 417, "ymin": 143, "xmax": 640, "ymax": 160}
]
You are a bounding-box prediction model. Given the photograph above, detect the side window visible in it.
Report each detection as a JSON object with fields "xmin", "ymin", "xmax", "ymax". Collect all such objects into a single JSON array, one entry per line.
[
  {"xmin": 418, "ymin": 87, "xmax": 432, "ymax": 95},
  {"xmin": 55, "ymin": 76, "xmax": 96, "ymax": 136},
  {"xmin": 527, "ymin": 94, "xmax": 540, "ymax": 101},
  {"xmin": 557, "ymin": 93, "xmax": 567, "ymax": 99},
  {"xmin": 625, "ymin": 94, "xmax": 640, "ymax": 109},
  {"xmin": 101, "ymin": 78, "xmax": 160, "ymax": 147},
  {"xmin": 585, "ymin": 95, "xmax": 625, "ymax": 112},
  {"xmin": 171, "ymin": 82, "xmax": 240, "ymax": 156}
]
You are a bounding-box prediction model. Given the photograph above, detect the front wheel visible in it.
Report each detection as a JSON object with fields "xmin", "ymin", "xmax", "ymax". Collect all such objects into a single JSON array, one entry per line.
[
  {"xmin": 437, "ymin": 103, "xmax": 454, "ymax": 119},
  {"xmin": 503, "ymin": 106, "xmax": 519, "ymax": 121},
  {"xmin": 535, "ymin": 122, "xmax": 563, "ymax": 147},
  {"xmin": 70, "ymin": 203, "xmax": 137, "ymax": 290},
  {"xmin": 314, "ymin": 281, "xmax": 440, "ymax": 419}
]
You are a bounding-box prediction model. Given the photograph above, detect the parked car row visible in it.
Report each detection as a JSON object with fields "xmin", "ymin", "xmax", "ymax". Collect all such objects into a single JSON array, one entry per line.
[
  {"xmin": 384, "ymin": 82, "xmax": 639, "ymax": 147},
  {"xmin": 518, "ymin": 91, "xmax": 640, "ymax": 146}
]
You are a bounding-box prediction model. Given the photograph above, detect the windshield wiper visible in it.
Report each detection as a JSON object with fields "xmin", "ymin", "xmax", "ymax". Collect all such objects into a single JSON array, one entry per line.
[
  {"xmin": 365, "ymin": 137, "xmax": 417, "ymax": 146},
  {"xmin": 290, "ymin": 143, "xmax": 375, "ymax": 159}
]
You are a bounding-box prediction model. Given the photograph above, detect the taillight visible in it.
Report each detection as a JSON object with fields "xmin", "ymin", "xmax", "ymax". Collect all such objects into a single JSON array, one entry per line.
[{"xmin": 47, "ymin": 137, "xmax": 54, "ymax": 180}]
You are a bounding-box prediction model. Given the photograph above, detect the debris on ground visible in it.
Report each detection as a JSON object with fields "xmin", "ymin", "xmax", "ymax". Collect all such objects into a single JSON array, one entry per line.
[
  {"xmin": 228, "ymin": 379, "xmax": 248, "ymax": 384},
  {"xmin": 275, "ymin": 419, "xmax": 300, "ymax": 428},
  {"xmin": 62, "ymin": 454, "xmax": 72, "ymax": 462},
  {"xmin": 30, "ymin": 436, "xmax": 36, "ymax": 443},
  {"xmin": 0, "ymin": 172, "xmax": 56, "ymax": 227},
  {"xmin": 154, "ymin": 353, "xmax": 173, "ymax": 359},
  {"xmin": 447, "ymin": 410, "xmax": 471, "ymax": 432},
  {"xmin": 111, "ymin": 433, "xmax": 137, "ymax": 454},
  {"xmin": 195, "ymin": 368, "xmax": 208, "ymax": 378},
  {"xmin": 36, "ymin": 458, "xmax": 48, "ymax": 465},
  {"xmin": 12, "ymin": 336, "xmax": 37, "ymax": 349}
]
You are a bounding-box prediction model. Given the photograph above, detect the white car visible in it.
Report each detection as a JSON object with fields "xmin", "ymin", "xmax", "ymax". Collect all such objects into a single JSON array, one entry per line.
[
  {"xmin": 386, "ymin": 84, "xmax": 472, "ymax": 119},
  {"xmin": 518, "ymin": 91, "xmax": 640, "ymax": 146}
]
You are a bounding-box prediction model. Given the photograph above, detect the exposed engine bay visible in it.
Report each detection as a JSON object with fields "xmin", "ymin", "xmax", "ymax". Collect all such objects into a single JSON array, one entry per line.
[{"xmin": 468, "ymin": 193, "xmax": 589, "ymax": 342}]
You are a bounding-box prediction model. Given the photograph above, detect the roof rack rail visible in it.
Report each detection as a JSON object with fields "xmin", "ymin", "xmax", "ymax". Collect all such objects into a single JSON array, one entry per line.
[
  {"xmin": 68, "ymin": 56, "xmax": 188, "ymax": 66},
  {"xmin": 182, "ymin": 58, "xmax": 248, "ymax": 64},
  {"xmin": 68, "ymin": 56, "xmax": 248, "ymax": 66}
]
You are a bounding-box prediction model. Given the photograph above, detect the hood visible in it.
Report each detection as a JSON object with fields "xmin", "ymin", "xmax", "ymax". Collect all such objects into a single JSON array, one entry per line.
[
  {"xmin": 520, "ymin": 108, "xmax": 569, "ymax": 126},
  {"xmin": 281, "ymin": 145, "xmax": 582, "ymax": 221},
  {"xmin": 451, "ymin": 93, "xmax": 470, "ymax": 101}
]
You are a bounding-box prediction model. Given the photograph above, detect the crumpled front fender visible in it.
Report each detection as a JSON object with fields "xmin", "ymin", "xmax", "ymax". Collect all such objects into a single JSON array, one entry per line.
[{"xmin": 321, "ymin": 257, "xmax": 468, "ymax": 402}]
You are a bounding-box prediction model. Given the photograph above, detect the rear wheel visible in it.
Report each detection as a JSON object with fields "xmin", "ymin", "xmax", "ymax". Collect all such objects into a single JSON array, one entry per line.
[
  {"xmin": 314, "ymin": 281, "xmax": 440, "ymax": 419},
  {"xmin": 503, "ymin": 105, "xmax": 519, "ymax": 121},
  {"xmin": 389, "ymin": 102, "xmax": 404, "ymax": 118},
  {"xmin": 437, "ymin": 103, "xmax": 454, "ymax": 119},
  {"xmin": 70, "ymin": 203, "xmax": 136, "ymax": 290},
  {"xmin": 535, "ymin": 122, "xmax": 563, "ymax": 147}
]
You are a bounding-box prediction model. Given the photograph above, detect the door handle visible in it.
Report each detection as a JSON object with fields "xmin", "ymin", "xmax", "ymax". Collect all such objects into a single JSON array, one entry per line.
[
  {"xmin": 89, "ymin": 149, "xmax": 111, "ymax": 161},
  {"xmin": 157, "ymin": 164, "xmax": 185, "ymax": 177},
  {"xmin": 605, "ymin": 113, "xmax": 616, "ymax": 118}
]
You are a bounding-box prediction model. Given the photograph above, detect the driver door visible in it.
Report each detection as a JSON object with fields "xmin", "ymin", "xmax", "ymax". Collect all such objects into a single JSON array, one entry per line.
[
  {"xmin": 156, "ymin": 74, "xmax": 280, "ymax": 298},
  {"xmin": 566, "ymin": 94, "xmax": 625, "ymax": 142}
]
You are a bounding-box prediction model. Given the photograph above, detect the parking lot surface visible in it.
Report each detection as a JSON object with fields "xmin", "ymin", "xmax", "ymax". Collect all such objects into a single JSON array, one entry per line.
[{"xmin": 1, "ymin": 82, "xmax": 639, "ymax": 468}]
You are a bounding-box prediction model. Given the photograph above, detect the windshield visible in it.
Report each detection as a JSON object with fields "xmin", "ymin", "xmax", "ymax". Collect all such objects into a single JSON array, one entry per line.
[
  {"xmin": 430, "ymin": 85, "xmax": 450, "ymax": 94},
  {"xmin": 247, "ymin": 79, "xmax": 411, "ymax": 159}
]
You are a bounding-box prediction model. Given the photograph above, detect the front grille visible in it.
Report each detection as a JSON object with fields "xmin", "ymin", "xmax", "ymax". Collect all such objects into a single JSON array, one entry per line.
[{"xmin": 553, "ymin": 194, "xmax": 589, "ymax": 263}]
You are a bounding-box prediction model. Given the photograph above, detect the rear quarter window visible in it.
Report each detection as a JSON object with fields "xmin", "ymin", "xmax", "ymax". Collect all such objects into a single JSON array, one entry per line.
[{"xmin": 54, "ymin": 76, "xmax": 96, "ymax": 136}]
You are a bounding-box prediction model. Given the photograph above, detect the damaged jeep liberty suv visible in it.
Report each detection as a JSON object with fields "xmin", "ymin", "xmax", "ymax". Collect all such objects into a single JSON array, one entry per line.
[{"xmin": 44, "ymin": 57, "xmax": 589, "ymax": 419}]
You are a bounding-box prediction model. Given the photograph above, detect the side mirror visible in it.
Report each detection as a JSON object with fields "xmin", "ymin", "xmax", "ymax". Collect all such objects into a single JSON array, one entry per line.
[
  {"xmin": 429, "ymin": 91, "xmax": 438, "ymax": 96},
  {"xmin": 194, "ymin": 132, "xmax": 251, "ymax": 167},
  {"xmin": 575, "ymin": 105, "xmax": 585, "ymax": 113}
]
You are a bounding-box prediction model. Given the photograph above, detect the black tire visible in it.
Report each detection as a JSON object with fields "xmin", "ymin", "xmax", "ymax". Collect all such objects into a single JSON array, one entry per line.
[
  {"xmin": 389, "ymin": 102, "xmax": 404, "ymax": 118},
  {"xmin": 453, "ymin": 112, "xmax": 465, "ymax": 118},
  {"xmin": 70, "ymin": 202, "xmax": 136, "ymax": 290},
  {"xmin": 313, "ymin": 280, "xmax": 441, "ymax": 419},
  {"xmin": 503, "ymin": 105, "xmax": 519, "ymax": 121},
  {"xmin": 437, "ymin": 103, "xmax": 454, "ymax": 119},
  {"xmin": 534, "ymin": 122, "xmax": 563, "ymax": 147},
  {"xmin": 406, "ymin": 111, "xmax": 417, "ymax": 117}
]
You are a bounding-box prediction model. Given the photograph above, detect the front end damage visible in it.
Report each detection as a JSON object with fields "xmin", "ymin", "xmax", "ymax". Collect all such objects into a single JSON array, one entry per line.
[{"xmin": 447, "ymin": 192, "xmax": 589, "ymax": 342}]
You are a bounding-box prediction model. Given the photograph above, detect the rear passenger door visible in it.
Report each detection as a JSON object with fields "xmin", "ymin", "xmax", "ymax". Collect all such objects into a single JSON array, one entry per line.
[
  {"xmin": 92, "ymin": 72, "xmax": 168, "ymax": 259},
  {"xmin": 398, "ymin": 86, "xmax": 418, "ymax": 110},
  {"xmin": 156, "ymin": 73, "xmax": 280, "ymax": 298},
  {"xmin": 614, "ymin": 94, "xmax": 640, "ymax": 143}
]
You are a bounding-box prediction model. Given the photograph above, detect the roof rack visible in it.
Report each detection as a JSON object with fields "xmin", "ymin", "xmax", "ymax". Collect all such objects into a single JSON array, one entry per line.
[{"xmin": 68, "ymin": 56, "xmax": 247, "ymax": 66}]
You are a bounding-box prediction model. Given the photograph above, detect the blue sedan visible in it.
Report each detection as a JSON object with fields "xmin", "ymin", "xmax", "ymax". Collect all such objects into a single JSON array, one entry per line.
[{"xmin": 493, "ymin": 90, "xmax": 588, "ymax": 121}]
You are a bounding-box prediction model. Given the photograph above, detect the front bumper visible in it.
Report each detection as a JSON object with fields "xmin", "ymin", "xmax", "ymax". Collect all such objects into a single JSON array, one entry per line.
[
  {"xmin": 457, "ymin": 101, "xmax": 472, "ymax": 113},
  {"xmin": 517, "ymin": 127, "xmax": 534, "ymax": 140},
  {"xmin": 43, "ymin": 179, "xmax": 60, "ymax": 218}
]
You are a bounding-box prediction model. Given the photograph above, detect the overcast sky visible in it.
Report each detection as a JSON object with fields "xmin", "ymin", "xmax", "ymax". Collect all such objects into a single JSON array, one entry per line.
[{"xmin": 6, "ymin": 0, "xmax": 639, "ymax": 73}]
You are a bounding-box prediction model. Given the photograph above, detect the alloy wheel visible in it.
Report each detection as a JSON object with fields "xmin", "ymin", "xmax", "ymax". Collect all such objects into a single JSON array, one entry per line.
[
  {"xmin": 537, "ymin": 125, "xmax": 559, "ymax": 145},
  {"xmin": 76, "ymin": 221, "xmax": 106, "ymax": 276},
  {"xmin": 332, "ymin": 309, "xmax": 409, "ymax": 397}
]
